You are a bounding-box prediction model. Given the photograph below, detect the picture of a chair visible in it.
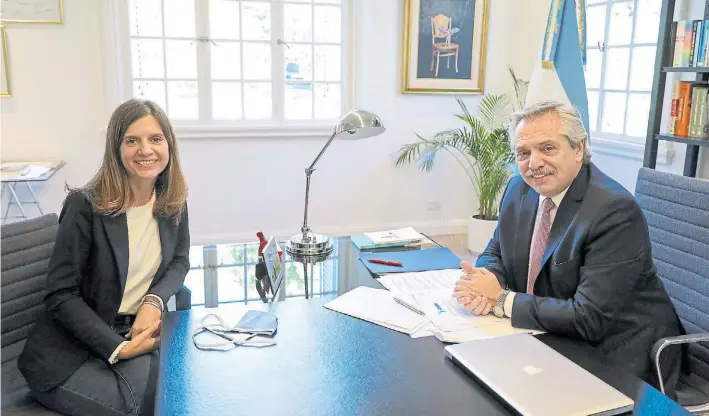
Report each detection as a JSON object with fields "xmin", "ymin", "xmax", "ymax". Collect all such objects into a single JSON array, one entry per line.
[{"xmin": 430, "ymin": 14, "xmax": 459, "ymax": 77}]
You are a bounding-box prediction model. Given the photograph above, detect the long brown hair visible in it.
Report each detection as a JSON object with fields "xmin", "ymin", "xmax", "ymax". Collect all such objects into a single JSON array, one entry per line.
[{"xmin": 77, "ymin": 99, "xmax": 188, "ymax": 223}]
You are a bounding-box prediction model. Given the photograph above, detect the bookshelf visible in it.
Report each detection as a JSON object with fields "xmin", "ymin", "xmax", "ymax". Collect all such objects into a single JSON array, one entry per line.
[
  {"xmin": 662, "ymin": 66, "xmax": 709, "ymax": 73},
  {"xmin": 644, "ymin": 0, "xmax": 709, "ymax": 177}
]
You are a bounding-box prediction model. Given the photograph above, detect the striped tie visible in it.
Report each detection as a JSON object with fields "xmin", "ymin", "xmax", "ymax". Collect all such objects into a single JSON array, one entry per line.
[{"xmin": 527, "ymin": 198, "xmax": 556, "ymax": 294}]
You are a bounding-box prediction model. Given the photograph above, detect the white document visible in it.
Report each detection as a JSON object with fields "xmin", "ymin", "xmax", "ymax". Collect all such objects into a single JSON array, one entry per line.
[
  {"xmin": 377, "ymin": 269, "xmax": 463, "ymax": 294},
  {"xmin": 409, "ymin": 322, "xmax": 437, "ymax": 338},
  {"xmin": 323, "ymin": 286, "xmax": 429, "ymax": 335},
  {"xmin": 364, "ymin": 227, "xmax": 424, "ymax": 245},
  {"xmin": 374, "ymin": 269, "xmax": 546, "ymax": 343},
  {"xmin": 412, "ymin": 290, "xmax": 506, "ymax": 332},
  {"xmin": 432, "ymin": 322, "xmax": 545, "ymax": 343}
]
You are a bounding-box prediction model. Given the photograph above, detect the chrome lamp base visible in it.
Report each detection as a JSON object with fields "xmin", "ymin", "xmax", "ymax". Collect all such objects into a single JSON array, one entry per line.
[{"xmin": 285, "ymin": 231, "xmax": 334, "ymax": 261}]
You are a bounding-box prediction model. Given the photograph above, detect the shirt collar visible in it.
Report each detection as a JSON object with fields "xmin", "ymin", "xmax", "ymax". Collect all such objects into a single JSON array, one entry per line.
[{"xmin": 539, "ymin": 186, "xmax": 569, "ymax": 209}]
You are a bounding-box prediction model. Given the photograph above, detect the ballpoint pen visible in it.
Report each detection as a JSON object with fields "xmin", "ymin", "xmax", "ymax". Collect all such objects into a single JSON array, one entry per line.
[
  {"xmin": 394, "ymin": 296, "xmax": 425, "ymax": 315},
  {"xmin": 368, "ymin": 259, "xmax": 403, "ymax": 267}
]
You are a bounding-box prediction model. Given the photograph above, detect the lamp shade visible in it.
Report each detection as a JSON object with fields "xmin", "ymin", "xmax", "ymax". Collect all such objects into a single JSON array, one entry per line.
[{"xmin": 334, "ymin": 109, "xmax": 385, "ymax": 140}]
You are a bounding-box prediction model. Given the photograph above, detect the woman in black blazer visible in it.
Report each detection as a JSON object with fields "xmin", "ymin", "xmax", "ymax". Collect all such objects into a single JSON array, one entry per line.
[{"xmin": 19, "ymin": 99, "xmax": 190, "ymax": 416}]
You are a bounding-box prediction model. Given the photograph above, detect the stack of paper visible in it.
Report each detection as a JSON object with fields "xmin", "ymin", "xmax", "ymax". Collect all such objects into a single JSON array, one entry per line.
[
  {"xmin": 350, "ymin": 234, "xmax": 437, "ymax": 251},
  {"xmin": 323, "ymin": 286, "xmax": 429, "ymax": 335},
  {"xmin": 376, "ymin": 270, "xmax": 544, "ymax": 342},
  {"xmin": 364, "ymin": 227, "xmax": 425, "ymax": 245}
]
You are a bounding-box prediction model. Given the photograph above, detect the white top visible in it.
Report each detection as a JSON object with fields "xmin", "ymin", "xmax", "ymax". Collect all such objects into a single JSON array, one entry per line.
[
  {"xmin": 504, "ymin": 187, "xmax": 570, "ymax": 317},
  {"xmin": 118, "ymin": 193, "xmax": 162, "ymax": 314}
]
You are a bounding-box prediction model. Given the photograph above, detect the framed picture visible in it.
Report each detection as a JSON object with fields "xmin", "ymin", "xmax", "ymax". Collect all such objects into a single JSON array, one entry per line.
[
  {"xmin": 262, "ymin": 237, "xmax": 285, "ymax": 297},
  {"xmin": 1, "ymin": 26, "xmax": 10, "ymax": 97},
  {"xmin": 1, "ymin": 0, "xmax": 64, "ymax": 24},
  {"xmin": 401, "ymin": 0, "xmax": 489, "ymax": 94}
]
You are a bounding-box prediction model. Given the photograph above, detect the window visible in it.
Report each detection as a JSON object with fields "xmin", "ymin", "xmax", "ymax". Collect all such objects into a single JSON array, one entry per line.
[
  {"xmin": 124, "ymin": 0, "xmax": 348, "ymax": 130},
  {"xmin": 585, "ymin": 0, "xmax": 662, "ymax": 142},
  {"xmin": 184, "ymin": 242, "xmax": 339, "ymax": 307}
]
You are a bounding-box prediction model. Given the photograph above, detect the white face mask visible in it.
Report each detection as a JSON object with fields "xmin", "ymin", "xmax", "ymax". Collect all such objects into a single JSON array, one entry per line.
[{"xmin": 192, "ymin": 311, "xmax": 278, "ymax": 351}]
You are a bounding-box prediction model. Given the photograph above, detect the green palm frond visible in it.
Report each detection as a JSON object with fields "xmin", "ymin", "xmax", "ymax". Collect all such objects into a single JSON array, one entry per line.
[
  {"xmin": 509, "ymin": 66, "xmax": 530, "ymax": 111},
  {"xmin": 392, "ymin": 92, "xmax": 517, "ymax": 220},
  {"xmin": 478, "ymin": 94, "xmax": 510, "ymax": 132}
]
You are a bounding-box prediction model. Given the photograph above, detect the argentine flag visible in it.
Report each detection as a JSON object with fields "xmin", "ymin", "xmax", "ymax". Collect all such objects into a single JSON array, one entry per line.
[{"xmin": 525, "ymin": 0, "xmax": 590, "ymax": 135}]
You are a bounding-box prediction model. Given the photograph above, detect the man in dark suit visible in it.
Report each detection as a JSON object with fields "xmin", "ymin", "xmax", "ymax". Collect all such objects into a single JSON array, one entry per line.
[{"xmin": 454, "ymin": 100, "xmax": 682, "ymax": 397}]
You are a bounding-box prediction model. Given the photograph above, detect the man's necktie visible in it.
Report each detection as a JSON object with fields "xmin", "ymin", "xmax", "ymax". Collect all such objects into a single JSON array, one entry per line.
[{"xmin": 527, "ymin": 198, "xmax": 556, "ymax": 294}]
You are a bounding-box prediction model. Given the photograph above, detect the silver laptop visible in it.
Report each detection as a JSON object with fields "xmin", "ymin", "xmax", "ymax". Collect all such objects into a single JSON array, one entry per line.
[{"xmin": 444, "ymin": 333, "xmax": 634, "ymax": 416}]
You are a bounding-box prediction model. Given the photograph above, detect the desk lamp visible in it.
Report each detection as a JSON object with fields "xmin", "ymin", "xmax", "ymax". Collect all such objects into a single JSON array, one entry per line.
[{"xmin": 286, "ymin": 109, "xmax": 385, "ymax": 258}]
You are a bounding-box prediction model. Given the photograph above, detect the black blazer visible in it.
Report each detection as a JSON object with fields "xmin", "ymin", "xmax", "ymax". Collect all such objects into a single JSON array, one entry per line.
[
  {"xmin": 476, "ymin": 163, "xmax": 682, "ymax": 390},
  {"xmin": 18, "ymin": 191, "xmax": 190, "ymax": 393}
]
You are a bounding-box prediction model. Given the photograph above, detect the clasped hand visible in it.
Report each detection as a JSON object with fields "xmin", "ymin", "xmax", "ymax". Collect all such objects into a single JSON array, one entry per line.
[
  {"xmin": 453, "ymin": 261, "xmax": 503, "ymax": 316},
  {"xmin": 118, "ymin": 303, "xmax": 162, "ymax": 360}
]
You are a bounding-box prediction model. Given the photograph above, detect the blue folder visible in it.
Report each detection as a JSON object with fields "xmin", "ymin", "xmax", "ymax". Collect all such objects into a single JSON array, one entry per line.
[{"xmin": 359, "ymin": 247, "xmax": 462, "ymax": 274}]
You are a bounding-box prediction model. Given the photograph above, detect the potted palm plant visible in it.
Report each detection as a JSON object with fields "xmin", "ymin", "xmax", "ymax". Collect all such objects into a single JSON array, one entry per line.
[{"xmin": 393, "ymin": 94, "xmax": 515, "ymax": 253}]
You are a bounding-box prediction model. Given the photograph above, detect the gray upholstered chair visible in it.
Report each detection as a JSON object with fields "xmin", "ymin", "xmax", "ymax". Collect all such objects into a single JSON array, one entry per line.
[
  {"xmin": 635, "ymin": 167, "xmax": 709, "ymax": 414},
  {"xmin": 1, "ymin": 214, "xmax": 191, "ymax": 414},
  {"xmin": 1, "ymin": 214, "xmax": 61, "ymax": 415}
]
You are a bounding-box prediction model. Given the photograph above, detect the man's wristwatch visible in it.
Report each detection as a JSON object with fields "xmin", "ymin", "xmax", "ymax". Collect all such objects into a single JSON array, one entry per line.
[{"xmin": 492, "ymin": 290, "xmax": 510, "ymax": 318}]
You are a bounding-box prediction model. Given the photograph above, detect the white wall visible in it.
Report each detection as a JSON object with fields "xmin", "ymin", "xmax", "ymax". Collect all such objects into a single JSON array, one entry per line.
[
  {"xmin": 0, "ymin": 0, "xmax": 549, "ymax": 244},
  {"xmin": 0, "ymin": 0, "xmax": 106, "ymax": 222},
  {"xmin": 592, "ymin": 0, "xmax": 709, "ymax": 192}
]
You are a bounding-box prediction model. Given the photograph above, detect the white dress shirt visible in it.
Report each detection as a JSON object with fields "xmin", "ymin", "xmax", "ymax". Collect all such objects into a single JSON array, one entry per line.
[{"xmin": 503, "ymin": 186, "xmax": 569, "ymax": 317}]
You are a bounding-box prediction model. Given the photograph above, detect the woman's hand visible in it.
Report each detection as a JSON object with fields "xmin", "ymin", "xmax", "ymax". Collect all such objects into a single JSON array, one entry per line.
[
  {"xmin": 118, "ymin": 320, "xmax": 160, "ymax": 360},
  {"xmin": 126, "ymin": 303, "xmax": 162, "ymax": 340}
]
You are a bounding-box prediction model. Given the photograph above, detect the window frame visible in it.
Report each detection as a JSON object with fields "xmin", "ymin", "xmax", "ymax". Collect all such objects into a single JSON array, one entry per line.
[
  {"xmin": 586, "ymin": 0, "xmax": 674, "ymax": 163},
  {"xmin": 101, "ymin": 0, "xmax": 355, "ymax": 140},
  {"xmin": 186, "ymin": 241, "xmax": 340, "ymax": 307}
]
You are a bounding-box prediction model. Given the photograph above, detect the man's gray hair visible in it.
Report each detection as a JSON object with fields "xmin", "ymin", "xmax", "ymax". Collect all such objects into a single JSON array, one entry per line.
[{"xmin": 508, "ymin": 100, "xmax": 592, "ymax": 164}]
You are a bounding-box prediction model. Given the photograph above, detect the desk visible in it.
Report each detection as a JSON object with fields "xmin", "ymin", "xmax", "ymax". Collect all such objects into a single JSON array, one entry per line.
[
  {"xmin": 0, "ymin": 160, "xmax": 64, "ymax": 224},
  {"xmin": 158, "ymin": 237, "xmax": 688, "ymax": 415}
]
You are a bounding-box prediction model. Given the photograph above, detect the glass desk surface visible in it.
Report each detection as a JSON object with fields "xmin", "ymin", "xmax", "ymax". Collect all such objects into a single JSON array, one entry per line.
[{"xmin": 183, "ymin": 236, "xmax": 439, "ymax": 308}]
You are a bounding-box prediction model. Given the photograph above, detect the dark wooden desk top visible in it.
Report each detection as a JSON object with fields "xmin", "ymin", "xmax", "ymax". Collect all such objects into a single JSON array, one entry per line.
[{"xmin": 158, "ymin": 238, "xmax": 688, "ymax": 415}]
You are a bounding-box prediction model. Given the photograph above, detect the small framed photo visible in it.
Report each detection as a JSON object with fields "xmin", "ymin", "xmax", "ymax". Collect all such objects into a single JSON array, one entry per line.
[
  {"xmin": 401, "ymin": 0, "xmax": 490, "ymax": 94},
  {"xmin": 1, "ymin": 0, "xmax": 64, "ymax": 24},
  {"xmin": 262, "ymin": 237, "xmax": 285, "ymax": 296}
]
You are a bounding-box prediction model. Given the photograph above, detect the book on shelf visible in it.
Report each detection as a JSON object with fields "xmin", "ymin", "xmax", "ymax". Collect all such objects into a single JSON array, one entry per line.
[
  {"xmin": 666, "ymin": 80, "xmax": 709, "ymax": 140},
  {"xmin": 669, "ymin": 81, "xmax": 680, "ymax": 135},
  {"xmin": 670, "ymin": 20, "xmax": 709, "ymax": 68},
  {"xmin": 690, "ymin": 86, "xmax": 709, "ymax": 138}
]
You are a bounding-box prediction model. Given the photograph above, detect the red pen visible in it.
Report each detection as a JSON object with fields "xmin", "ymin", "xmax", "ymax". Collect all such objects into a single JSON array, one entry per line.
[
  {"xmin": 368, "ymin": 259, "xmax": 403, "ymax": 267},
  {"xmin": 256, "ymin": 231, "xmax": 267, "ymax": 256}
]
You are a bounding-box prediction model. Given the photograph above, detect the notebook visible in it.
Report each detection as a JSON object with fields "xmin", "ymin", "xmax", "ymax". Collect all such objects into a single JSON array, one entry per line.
[
  {"xmin": 364, "ymin": 227, "xmax": 424, "ymax": 245},
  {"xmin": 350, "ymin": 234, "xmax": 414, "ymax": 250},
  {"xmin": 444, "ymin": 333, "xmax": 634, "ymax": 416}
]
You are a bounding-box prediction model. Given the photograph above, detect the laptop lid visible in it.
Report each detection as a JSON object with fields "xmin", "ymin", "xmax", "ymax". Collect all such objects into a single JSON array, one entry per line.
[{"xmin": 444, "ymin": 333, "xmax": 634, "ymax": 416}]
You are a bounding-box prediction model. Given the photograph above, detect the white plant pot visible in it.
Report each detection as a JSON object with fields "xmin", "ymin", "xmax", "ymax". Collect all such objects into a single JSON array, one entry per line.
[{"xmin": 467, "ymin": 215, "xmax": 498, "ymax": 254}]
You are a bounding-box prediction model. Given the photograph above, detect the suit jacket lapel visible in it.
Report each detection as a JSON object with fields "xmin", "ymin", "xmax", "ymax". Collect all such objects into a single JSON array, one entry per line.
[
  {"xmin": 540, "ymin": 164, "xmax": 590, "ymax": 268},
  {"xmin": 514, "ymin": 188, "xmax": 538, "ymax": 292},
  {"xmin": 102, "ymin": 214, "xmax": 129, "ymax": 293}
]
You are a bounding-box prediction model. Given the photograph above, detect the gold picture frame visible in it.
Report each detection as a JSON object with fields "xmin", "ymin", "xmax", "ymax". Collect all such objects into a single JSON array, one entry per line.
[
  {"xmin": 1, "ymin": 27, "xmax": 10, "ymax": 97},
  {"xmin": 401, "ymin": 0, "xmax": 489, "ymax": 94},
  {"xmin": 1, "ymin": 0, "xmax": 64, "ymax": 24}
]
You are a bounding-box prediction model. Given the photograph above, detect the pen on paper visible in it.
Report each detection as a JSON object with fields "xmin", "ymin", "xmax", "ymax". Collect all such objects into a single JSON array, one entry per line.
[
  {"xmin": 368, "ymin": 259, "xmax": 403, "ymax": 267},
  {"xmin": 394, "ymin": 297, "xmax": 425, "ymax": 315},
  {"xmin": 434, "ymin": 302, "xmax": 445, "ymax": 313}
]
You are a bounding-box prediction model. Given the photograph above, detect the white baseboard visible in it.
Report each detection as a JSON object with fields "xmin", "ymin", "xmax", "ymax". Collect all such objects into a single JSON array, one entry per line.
[{"xmin": 190, "ymin": 218, "xmax": 469, "ymax": 246}]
